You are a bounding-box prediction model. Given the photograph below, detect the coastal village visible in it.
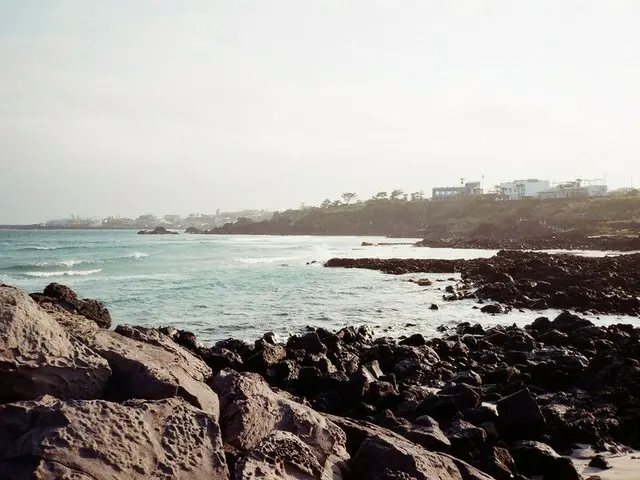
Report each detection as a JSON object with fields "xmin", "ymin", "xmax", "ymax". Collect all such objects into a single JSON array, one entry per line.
[
  {"xmin": 432, "ymin": 178, "xmax": 611, "ymax": 201},
  {"xmin": 8, "ymin": 177, "xmax": 636, "ymax": 231}
]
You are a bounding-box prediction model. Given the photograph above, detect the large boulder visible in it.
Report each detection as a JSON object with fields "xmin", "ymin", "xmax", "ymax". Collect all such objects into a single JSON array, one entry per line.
[
  {"xmin": 326, "ymin": 415, "xmax": 495, "ymax": 480},
  {"xmin": 89, "ymin": 325, "xmax": 219, "ymax": 416},
  {"xmin": 31, "ymin": 282, "xmax": 112, "ymax": 329},
  {"xmin": 0, "ymin": 286, "xmax": 111, "ymax": 403},
  {"xmin": 212, "ymin": 369, "xmax": 349, "ymax": 479},
  {"xmin": 0, "ymin": 395, "xmax": 228, "ymax": 479},
  {"xmin": 510, "ymin": 440, "xmax": 580, "ymax": 479}
]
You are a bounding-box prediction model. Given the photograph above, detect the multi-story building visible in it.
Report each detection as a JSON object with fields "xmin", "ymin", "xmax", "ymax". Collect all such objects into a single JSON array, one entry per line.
[
  {"xmin": 432, "ymin": 181, "xmax": 482, "ymax": 200},
  {"xmin": 538, "ymin": 180, "xmax": 607, "ymax": 199},
  {"xmin": 498, "ymin": 179, "xmax": 550, "ymax": 200}
]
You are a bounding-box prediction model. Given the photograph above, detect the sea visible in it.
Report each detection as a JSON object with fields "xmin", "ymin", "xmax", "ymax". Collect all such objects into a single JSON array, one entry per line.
[{"xmin": 1, "ymin": 229, "xmax": 637, "ymax": 345}]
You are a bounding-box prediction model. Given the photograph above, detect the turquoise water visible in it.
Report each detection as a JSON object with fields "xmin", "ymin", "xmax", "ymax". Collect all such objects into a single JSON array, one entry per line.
[{"xmin": 1, "ymin": 230, "xmax": 636, "ymax": 344}]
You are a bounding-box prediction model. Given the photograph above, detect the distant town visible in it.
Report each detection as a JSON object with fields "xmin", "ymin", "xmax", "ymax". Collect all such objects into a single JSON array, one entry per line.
[
  {"xmin": 5, "ymin": 210, "xmax": 274, "ymax": 230},
  {"xmin": 3, "ymin": 177, "xmax": 638, "ymax": 230},
  {"xmin": 432, "ymin": 177, "xmax": 615, "ymax": 201}
]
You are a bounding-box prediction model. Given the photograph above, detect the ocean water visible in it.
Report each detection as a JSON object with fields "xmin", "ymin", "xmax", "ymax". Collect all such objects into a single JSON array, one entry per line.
[{"xmin": 1, "ymin": 229, "xmax": 637, "ymax": 345}]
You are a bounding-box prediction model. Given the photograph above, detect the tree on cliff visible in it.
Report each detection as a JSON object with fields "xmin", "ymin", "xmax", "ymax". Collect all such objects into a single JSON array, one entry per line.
[
  {"xmin": 373, "ymin": 191, "xmax": 388, "ymax": 200},
  {"xmin": 390, "ymin": 189, "xmax": 405, "ymax": 201},
  {"xmin": 341, "ymin": 192, "xmax": 357, "ymax": 204},
  {"xmin": 321, "ymin": 199, "xmax": 332, "ymax": 208},
  {"xmin": 410, "ymin": 191, "xmax": 425, "ymax": 202}
]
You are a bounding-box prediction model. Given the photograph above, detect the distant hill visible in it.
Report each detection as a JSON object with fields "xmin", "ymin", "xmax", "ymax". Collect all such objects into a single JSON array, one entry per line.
[{"xmin": 199, "ymin": 195, "xmax": 640, "ymax": 240}]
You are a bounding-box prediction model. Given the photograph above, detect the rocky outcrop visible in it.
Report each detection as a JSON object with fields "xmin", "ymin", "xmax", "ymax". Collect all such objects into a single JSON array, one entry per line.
[
  {"xmin": 325, "ymin": 257, "xmax": 463, "ymax": 275},
  {"xmin": 0, "ymin": 285, "xmax": 111, "ymax": 403},
  {"xmin": 212, "ymin": 369, "xmax": 349, "ymax": 479},
  {"xmin": 50, "ymin": 319, "xmax": 220, "ymax": 416},
  {"xmin": 326, "ymin": 251, "xmax": 640, "ymax": 315},
  {"xmin": 327, "ymin": 415, "xmax": 494, "ymax": 480},
  {"xmin": 30, "ymin": 282, "xmax": 112, "ymax": 328},
  {"xmin": 137, "ymin": 226, "xmax": 179, "ymax": 235},
  {"xmin": 6, "ymin": 280, "xmax": 640, "ymax": 479},
  {"xmin": 0, "ymin": 395, "xmax": 228, "ymax": 479},
  {"xmin": 93, "ymin": 326, "xmax": 219, "ymax": 415},
  {"xmin": 0, "ymin": 283, "xmax": 231, "ymax": 480}
]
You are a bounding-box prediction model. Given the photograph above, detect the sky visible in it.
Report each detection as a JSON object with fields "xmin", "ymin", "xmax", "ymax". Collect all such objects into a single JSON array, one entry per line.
[{"xmin": 1, "ymin": 0, "xmax": 639, "ymax": 223}]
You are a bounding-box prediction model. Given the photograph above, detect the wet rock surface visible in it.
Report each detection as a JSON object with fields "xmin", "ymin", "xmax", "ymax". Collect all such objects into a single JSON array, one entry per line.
[{"xmin": 327, "ymin": 250, "xmax": 640, "ymax": 316}]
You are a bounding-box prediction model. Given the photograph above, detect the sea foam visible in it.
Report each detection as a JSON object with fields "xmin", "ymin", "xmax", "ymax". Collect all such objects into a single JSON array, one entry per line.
[{"xmin": 22, "ymin": 268, "xmax": 103, "ymax": 278}]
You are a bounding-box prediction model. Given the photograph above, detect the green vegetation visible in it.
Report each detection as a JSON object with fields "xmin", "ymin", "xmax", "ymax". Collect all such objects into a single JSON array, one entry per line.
[{"xmin": 212, "ymin": 193, "xmax": 640, "ymax": 238}]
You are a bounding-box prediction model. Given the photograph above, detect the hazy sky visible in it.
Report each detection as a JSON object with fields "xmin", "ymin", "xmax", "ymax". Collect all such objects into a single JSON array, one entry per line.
[{"xmin": 1, "ymin": 1, "xmax": 639, "ymax": 223}]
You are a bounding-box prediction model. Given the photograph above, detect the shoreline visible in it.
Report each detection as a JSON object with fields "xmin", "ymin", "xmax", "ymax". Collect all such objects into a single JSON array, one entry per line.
[
  {"xmin": 326, "ymin": 250, "xmax": 640, "ymax": 317},
  {"xmin": 2, "ymin": 281, "xmax": 640, "ymax": 478}
]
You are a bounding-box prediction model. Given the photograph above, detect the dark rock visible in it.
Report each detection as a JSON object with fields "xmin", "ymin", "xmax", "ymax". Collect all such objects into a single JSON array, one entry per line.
[
  {"xmin": 588, "ymin": 454, "xmax": 611, "ymax": 470},
  {"xmin": 400, "ymin": 333, "xmax": 427, "ymax": 347},
  {"xmin": 32, "ymin": 282, "xmax": 112, "ymax": 328},
  {"xmin": 452, "ymin": 370, "xmax": 483, "ymax": 387},
  {"xmin": 444, "ymin": 419, "xmax": 488, "ymax": 460},
  {"xmin": 417, "ymin": 386, "xmax": 480, "ymax": 422},
  {"xmin": 481, "ymin": 446, "xmax": 517, "ymax": 480},
  {"xmin": 137, "ymin": 226, "xmax": 178, "ymax": 235},
  {"xmin": 287, "ymin": 332, "xmax": 328, "ymax": 355},
  {"xmin": 326, "ymin": 415, "xmax": 494, "ymax": 479},
  {"xmin": 245, "ymin": 343, "xmax": 287, "ymax": 373},
  {"xmin": 551, "ymin": 311, "xmax": 594, "ymax": 332},
  {"xmin": 496, "ymin": 388, "xmax": 545, "ymax": 439},
  {"xmin": 430, "ymin": 303, "xmax": 439, "ymax": 310},
  {"xmin": 481, "ymin": 303, "xmax": 505, "ymax": 314},
  {"xmin": 202, "ymin": 348, "xmax": 243, "ymax": 373},
  {"xmin": 511, "ymin": 440, "xmax": 580, "ymax": 479}
]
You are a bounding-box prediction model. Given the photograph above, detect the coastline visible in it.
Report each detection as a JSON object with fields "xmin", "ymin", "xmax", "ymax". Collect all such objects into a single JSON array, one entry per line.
[{"xmin": 2, "ymin": 279, "xmax": 640, "ymax": 478}]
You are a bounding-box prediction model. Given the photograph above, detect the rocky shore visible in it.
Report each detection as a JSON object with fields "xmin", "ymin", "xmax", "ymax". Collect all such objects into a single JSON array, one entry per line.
[
  {"xmin": 414, "ymin": 230, "xmax": 640, "ymax": 252},
  {"xmin": 138, "ymin": 226, "xmax": 179, "ymax": 235},
  {"xmin": 2, "ymin": 282, "xmax": 640, "ymax": 478},
  {"xmin": 326, "ymin": 250, "xmax": 640, "ymax": 316}
]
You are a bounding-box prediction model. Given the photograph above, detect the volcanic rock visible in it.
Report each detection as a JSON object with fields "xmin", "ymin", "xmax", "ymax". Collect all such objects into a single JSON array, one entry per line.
[
  {"xmin": 0, "ymin": 285, "xmax": 111, "ymax": 403},
  {"xmin": 0, "ymin": 395, "xmax": 228, "ymax": 479},
  {"xmin": 31, "ymin": 282, "xmax": 112, "ymax": 328},
  {"xmin": 212, "ymin": 369, "xmax": 349, "ymax": 479}
]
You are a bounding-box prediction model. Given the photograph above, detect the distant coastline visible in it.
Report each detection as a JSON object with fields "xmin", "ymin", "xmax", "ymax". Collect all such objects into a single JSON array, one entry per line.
[{"xmin": 0, "ymin": 225, "xmax": 140, "ymax": 230}]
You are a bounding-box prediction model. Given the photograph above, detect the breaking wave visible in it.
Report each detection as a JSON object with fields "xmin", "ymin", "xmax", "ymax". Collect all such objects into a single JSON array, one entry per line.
[
  {"xmin": 126, "ymin": 252, "xmax": 150, "ymax": 259},
  {"xmin": 21, "ymin": 269, "xmax": 103, "ymax": 278}
]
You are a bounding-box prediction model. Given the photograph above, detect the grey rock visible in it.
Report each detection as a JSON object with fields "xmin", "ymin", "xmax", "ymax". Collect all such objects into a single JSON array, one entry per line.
[
  {"xmin": 235, "ymin": 430, "xmax": 325, "ymax": 479},
  {"xmin": 0, "ymin": 286, "xmax": 111, "ymax": 403},
  {"xmin": 213, "ymin": 369, "xmax": 349, "ymax": 479},
  {"xmin": 64, "ymin": 320, "xmax": 219, "ymax": 417},
  {"xmin": 0, "ymin": 395, "xmax": 228, "ymax": 480}
]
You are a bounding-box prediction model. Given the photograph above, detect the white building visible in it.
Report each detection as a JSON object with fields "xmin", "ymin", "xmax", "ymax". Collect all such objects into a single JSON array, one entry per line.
[
  {"xmin": 538, "ymin": 181, "xmax": 608, "ymax": 199},
  {"xmin": 498, "ymin": 179, "xmax": 550, "ymax": 200}
]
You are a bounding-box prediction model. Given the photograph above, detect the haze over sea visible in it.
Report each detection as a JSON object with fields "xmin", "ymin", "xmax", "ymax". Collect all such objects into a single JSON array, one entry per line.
[{"xmin": 1, "ymin": 230, "xmax": 636, "ymax": 344}]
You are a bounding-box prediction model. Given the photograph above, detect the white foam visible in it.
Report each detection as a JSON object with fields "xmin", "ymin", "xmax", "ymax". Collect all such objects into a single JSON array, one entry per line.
[
  {"xmin": 23, "ymin": 268, "xmax": 103, "ymax": 278},
  {"xmin": 36, "ymin": 259, "xmax": 86, "ymax": 268},
  {"xmin": 235, "ymin": 256, "xmax": 297, "ymax": 264},
  {"xmin": 569, "ymin": 444, "xmax": 640, "ymax": 480},
  {"xmin": 127, "ymin": 252, "xmax": 150, "ymax": 259}
]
